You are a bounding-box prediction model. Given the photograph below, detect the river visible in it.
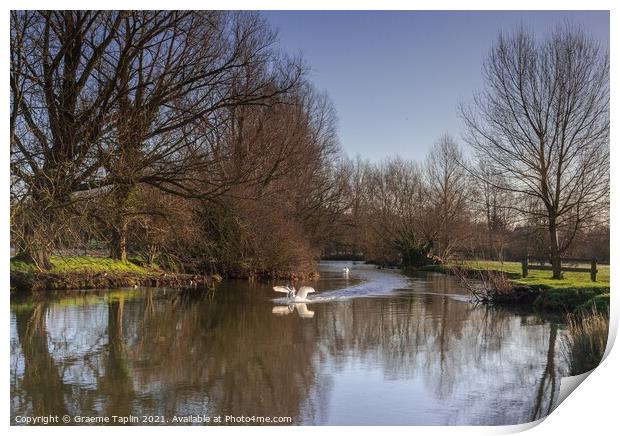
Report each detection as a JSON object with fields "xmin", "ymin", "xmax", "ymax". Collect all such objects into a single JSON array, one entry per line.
[{"xmin": 10, "ymin": 261, "xmax": 568, "ymax": 425}]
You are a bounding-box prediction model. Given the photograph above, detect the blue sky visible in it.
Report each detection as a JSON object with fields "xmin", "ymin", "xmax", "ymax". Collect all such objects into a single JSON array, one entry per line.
[{"xmin": 263, "ymin": 10, "xmax": 610, "ymax": 162}]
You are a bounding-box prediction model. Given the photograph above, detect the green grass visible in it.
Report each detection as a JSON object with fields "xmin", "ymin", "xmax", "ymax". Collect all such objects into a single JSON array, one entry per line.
[
  {"xmin": 10, "ymin": 255, "xmax": 156, "ymax": 275},
  {"xmin": 444, "ymin": 260, "xmax": 610, "ymax": 312},
  {"xmin": 455, "ymin": 260, "xmax": 610, "ymax": 290}
]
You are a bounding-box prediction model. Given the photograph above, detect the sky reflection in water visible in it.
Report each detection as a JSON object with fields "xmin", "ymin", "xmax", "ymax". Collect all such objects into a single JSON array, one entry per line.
[{"xmin": 10, "ymin": 261, "xmax": 567, "ymax": 425}]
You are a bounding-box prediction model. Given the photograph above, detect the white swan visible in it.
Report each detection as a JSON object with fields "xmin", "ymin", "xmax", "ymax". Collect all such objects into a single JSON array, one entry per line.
[
  {"xmin": 343, "ymin": 267, "xmax": 350, "ymax": 275},
  {"xmin": 273, "ymin": 285, "xmax": 316, "ymax": 302}
]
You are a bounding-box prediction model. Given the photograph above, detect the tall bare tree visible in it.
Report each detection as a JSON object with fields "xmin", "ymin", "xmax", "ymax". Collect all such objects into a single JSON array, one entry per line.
[
  {"xmin": 469, "ymin": 156, "xmax": 514, "ymax": 260},
  {"xmin": 365, "ymin": 157, "xmax": 432, "ymax": 266},
  {"xmin": 93, "ymin": 11, "xmax": 301, "ymax": 260},
  {"xmin": 424, "ymin": 134, "xmax": 470, "ymax": 260},
  {"xmin": 10, "ymin": 11, "xmax": 127, "ymax": 269},
  {"xmin": 461, "ymin": 24, "xmax": 609, "ymax": 278},
  {"xmin": 10, "ymin": 11, "xmax": 303, "ymax": 266}
]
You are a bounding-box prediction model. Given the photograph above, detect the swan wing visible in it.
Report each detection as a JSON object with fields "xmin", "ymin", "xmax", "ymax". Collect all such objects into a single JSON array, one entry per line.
[
  {"xmin": 297, "ymin": 286, "xmax": 316, "ymax": 300},
  {"xmin": 273, "ymin": 286, "xmax": 290, "ymax": 294}
]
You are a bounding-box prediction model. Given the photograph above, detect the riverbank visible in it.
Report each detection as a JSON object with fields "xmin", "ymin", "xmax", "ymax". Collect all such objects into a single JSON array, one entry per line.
[
  {"xmin": 416, "ymin": 260, "xmax": 610, "ymax": 313},
  {"xmin": 10, "ymin": 255, "xmax": 318, "ymax": 293},
  {"xmin": 10, "ymin": 256, "xmax": 218, "ymax": 293}
]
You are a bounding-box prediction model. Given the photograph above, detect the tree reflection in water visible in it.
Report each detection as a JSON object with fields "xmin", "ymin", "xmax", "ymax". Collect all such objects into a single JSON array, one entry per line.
[{"xmin": 10, "ymin": 270, "xmax": 568, "ymax": 425}]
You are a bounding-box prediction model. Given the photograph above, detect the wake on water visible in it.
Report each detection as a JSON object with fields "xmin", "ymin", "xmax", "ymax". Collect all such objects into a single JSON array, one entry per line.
[{"xmin": 272, "ymin": 265, "xmax": 413, "ymax": 305}]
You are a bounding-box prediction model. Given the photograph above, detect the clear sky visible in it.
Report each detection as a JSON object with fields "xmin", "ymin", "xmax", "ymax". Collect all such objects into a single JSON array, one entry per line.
[{"xmin": 263, "ymin": 10, "xmax": 610, "ymax": 162}]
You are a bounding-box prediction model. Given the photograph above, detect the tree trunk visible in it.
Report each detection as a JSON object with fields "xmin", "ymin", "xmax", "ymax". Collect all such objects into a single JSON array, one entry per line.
[
  {"xmin": 18, "ymin": 221, "xmax": 53, "ymax": 270},
  {"xmin": 486, "ymin": 222, "xmax": 495, "ymax": 260},
  {"xmin": 109, "ymin": 184, "xmax": 132, "ymax": 262},
  {"xmin": 15, "ymin": 195, "xmax": 56, "ymax": 270},
  {"xmin": 20, "ymin": 247, "xmax": 52, "ymax": 271},
  {"xmin": 109, "ymin": 217, "xmax": 128, "ymax": 262},
  {"xmin": 548, "ymin": 216, "xmax": 562, "ymax": 279},
  {"xmin": 485, "ymin": 197, "xmax": 495, "ymax": 260}
]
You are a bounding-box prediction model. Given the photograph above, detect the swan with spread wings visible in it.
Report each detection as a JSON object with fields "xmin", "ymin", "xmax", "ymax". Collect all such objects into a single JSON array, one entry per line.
[{"xmin": 273, "ymin": 284, "xmax": 316, "ymax": 302}]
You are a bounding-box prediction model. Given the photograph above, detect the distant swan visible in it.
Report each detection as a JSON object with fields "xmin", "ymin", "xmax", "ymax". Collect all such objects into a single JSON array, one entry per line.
[
  {"xmin": 343, "ymin": 267, "xmax": 350, "ymax": 275},
  {"xmin": 273, "ymin": 285, "xmax": 316, "ymax": 302}
]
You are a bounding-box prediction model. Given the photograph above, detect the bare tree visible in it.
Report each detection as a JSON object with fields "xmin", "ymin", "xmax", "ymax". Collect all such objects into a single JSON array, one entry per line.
[
  {"xmin": 95, "ymin": 11, "xmax": 302, "ymax": 260},
  {"xmin": 333, "ymin": 141, "xmax": 469, "ymax": 267},
  {"xmin": 424, "ymin": 134, "xmax": 470, "ymax": 260},
  {"xmin": 110, "ymin": 80, "xmax": 344, "ymax": 277},
  {"xmin": 10, "ymin": 11, "xmax": 303, "ymax": 266},
  {"xmin": 328, "ymin": 155, "xmax": 373, "ymax": 258},
  {"xmin": 365, "ymin": 157, "xmax": 431, "ymax": 266},
  {"xmin": 469, "ymin": 156, "xmax": 514, "ymax": 260},
  {"xmin": 460, "ymin": 24, "xmax": 609, "ymax": 278},
  {"xmin": 10, "ymin": 11, "xmax": 127, "ymax": 269}
]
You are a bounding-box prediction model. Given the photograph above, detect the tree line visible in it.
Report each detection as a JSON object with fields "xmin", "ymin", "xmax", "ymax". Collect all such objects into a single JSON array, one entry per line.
[
  {"xmin": 328, "ymin": 24, "xmax": 609, "ymax": 277},
  {"xmin": 10, "ymin": 13, "xmax": 609, "ymax": 279},
  {"xmin": 10, "ymin": 10, "xmax": 345, "ymax": 276}
]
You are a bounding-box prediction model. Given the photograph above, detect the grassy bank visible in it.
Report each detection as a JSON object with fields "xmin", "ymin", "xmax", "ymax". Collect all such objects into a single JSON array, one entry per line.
[
  {"xmin": 422, "ymin": 260, "xmax": 610, "ymax": 312},
  {"xmin": 455, "ymin": 260, "xmax": 610, "ymax": 288},
  {"xmin": 10, "ymin": 255, "xmax": 317, "ymax": 293},
  {"xmin": 10, "ymin": 255, "xmax": 218, "ymax": 293},
  {"xmin": 11, "ymin": 255, "xmax": 155, "ymax": 275}
]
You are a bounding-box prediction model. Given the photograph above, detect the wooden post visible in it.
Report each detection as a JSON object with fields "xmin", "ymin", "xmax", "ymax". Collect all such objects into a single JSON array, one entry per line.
[
  {"xmin": 522, "ymin": 256, "xmax": 529, "ymax": 278},
  {"xmin": 591, "ymin": 259, "xmax": 597, "ymax": 282}
]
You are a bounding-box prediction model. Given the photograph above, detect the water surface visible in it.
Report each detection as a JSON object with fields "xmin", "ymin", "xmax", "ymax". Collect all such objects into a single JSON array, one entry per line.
[{"xmin": 10, "ymin": 261, "xmax": 567, "ymax": 425}]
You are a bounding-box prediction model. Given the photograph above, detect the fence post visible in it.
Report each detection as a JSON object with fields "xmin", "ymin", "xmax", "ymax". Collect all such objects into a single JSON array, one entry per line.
[
  {"xmin": 591, "ymin": 259, "xmax": 597, "ymax": 282},
  {"xmin": 522, "ymin": 256, "xmax": 529, "ymax": 278}
]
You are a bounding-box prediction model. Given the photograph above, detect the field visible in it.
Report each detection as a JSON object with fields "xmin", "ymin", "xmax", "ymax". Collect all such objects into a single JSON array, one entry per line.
[
  {"xmin": 455, "ymin": 260, "xmax": 610, "ymax": 290},
  {"xmin": 436, "ymin": 260, "xmax": 610, "ymax": 312}
]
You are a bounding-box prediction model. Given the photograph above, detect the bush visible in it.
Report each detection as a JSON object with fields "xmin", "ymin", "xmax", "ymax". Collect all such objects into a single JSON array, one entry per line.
[{"xmin": 397, "ymin": 238, "xmax": 432, "ymax": 268}]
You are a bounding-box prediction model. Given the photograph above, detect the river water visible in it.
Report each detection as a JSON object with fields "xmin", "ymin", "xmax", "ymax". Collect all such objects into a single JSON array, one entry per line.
[{"xmin": 10, "ymin": 261, "xmax": 568, "ymax": 425}]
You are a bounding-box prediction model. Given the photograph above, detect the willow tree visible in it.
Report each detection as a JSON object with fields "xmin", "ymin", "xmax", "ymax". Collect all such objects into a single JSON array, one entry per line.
[
  {"xmin": 95, "ymin": 11, "xmax": 302, "ymax": 261},
  {"xmin": 10, "ymin": 11, "xmax": 127, "ymax": 269},
  {"xmin": 10, "ymin": 11, "xmax": 302, "ymax": 266},
  {"xmin": 461, "ymin": 25, "xmax": 609, "ymax": 279}
]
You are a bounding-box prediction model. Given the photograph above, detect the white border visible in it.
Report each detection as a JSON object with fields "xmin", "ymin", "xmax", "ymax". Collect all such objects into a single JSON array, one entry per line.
[{"xmin": 3, "ymin": 2, "xmax": 617, "ymax": 435}]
